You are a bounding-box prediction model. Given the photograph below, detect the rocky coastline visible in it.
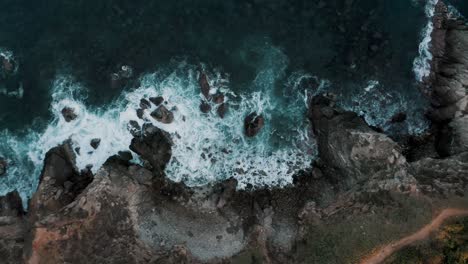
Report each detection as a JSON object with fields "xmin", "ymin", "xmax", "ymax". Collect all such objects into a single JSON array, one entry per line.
[{"xmin": 0, "ymin": 2, "xmax": 468, "ymax": 264}]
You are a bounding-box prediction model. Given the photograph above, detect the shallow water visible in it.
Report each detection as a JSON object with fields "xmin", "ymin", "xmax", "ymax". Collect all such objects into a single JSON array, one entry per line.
[{"xmin": 0, "ymin": 0, "xmax": 450, "ymax": 205}]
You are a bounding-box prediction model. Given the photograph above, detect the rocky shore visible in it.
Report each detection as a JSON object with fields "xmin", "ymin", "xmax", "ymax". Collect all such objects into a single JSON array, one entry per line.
[{"xmin": 0, "ymin": 2, "xmax": 467, "ymax": 264}]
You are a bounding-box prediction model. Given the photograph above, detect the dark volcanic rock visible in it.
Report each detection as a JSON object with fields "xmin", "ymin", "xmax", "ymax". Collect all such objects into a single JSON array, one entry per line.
[
  {"xmin": 127, "ymin": 120, "xmax": 141, "ymax": 137},
  {"xmin": 130, "ymin": 123, "xmax": 172, "ymax": 171},
  {"xmin": 139, "ymin": 98, "xmax": 151, "ymax": 110},
  {"xmin": 244, "ymin": 112, "xmax": 265, "ymax": 137},
  {"xmin": 151, "ymin": 105, "xmax": 174, "ymax": 124},
  {"xmin": 61, "ymin": 107, "xmax": 77, "ymax": 122},
  {"xmin": 149, "ymin": 96, "xmax": 164, "ymax": 106},
  {"xmin": 90, "ymin": 138, "xmax": 101, "ymax": 149},
  {"xmin": 136, "ymin": 108, "xmax": 144, "ymax": 119},
  {"xmin": 0, "ymin": 158, "xmax": 6, "ymax": 176}
]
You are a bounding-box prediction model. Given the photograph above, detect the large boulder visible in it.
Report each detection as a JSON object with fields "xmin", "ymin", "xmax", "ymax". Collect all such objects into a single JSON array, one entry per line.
[
  {"xmin": 309, "ymin": 96, "xmax": 407, "ymax": 188},
  {"xmin": 29, "ymin": 142, "xmax": 92, "ymax": 221},
  {"xmin": 244, "ymin": 112, "xmax": 265, "ymax": 137},
  {"xmin": 130, "ymin": 123, "xmax": 172, "ymax": 172}
]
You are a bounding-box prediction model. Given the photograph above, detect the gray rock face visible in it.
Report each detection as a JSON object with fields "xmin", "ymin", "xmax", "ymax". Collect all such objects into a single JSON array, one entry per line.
[{"xmin": 310, "ymin": 96, "xmax": 407, "ymax": 188}]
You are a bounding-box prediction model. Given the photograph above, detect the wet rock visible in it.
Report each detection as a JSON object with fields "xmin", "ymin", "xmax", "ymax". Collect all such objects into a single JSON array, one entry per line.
[
  {"xmin": 0, "ymin": 158, "xmax": 6, "ymax": 176},
  {"xmin": 130, "ymin": 123, "xmax": 172, "ymax": 171},
  {"xmin": 140, "ymin": 98, "xmax": 151, "ymax": 110},
  {"xmin": 149, "ymin": 96, "xmax": 164, "ymax": 106},
  {"xmin": 90, "ymin": 138, "xmax": 101, "ymax": 149},
  {"xmin": 199, "ymin": 72, "xmax": 211, "ymax": 99},
  {"xmin": 0, "ymin": 191, "xmax": 25, "ymax": 264},
  {"xmin": 217, "ymin": 103, "xmax": 228, "ymax": 118},
  {"xmin": 119, "ymin": 65, "xmax": 133, "ymax": 78},
  {"xmin": 118, "ymin": 151, "xmax": 133, "ymax": 162},
  {"xmin": 127, "ymin": 120, "xmax": 141, "ymax": 137},
  {"xmin": 61, "ymin": 107, "xmax": 78, "ymax": 122},
  {"xmin": 244, "ymin": 112, "xmax": 265, "ymax": 137},
  {"xmin": 151, "ymin": 105, "xmax": 174, "ymax": 124},
  {"xmin": 200, "ymin": 100, "xmax": 212, "ymax": 113},
  {"xmin": 136, "ymin": 108, "xmax": 144, "ymax": 119}
]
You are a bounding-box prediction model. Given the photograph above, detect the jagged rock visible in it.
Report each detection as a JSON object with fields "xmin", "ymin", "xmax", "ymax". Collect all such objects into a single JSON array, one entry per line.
[
  {"xmin": 61, "ymin": 107, "xmax": 78, "ymax": 122},
  {"xmin": 140, "ymin": 98, "xmax": 151, "ymax": 110},
  {"xmin": 29, "ymin": 143, "xmax": 92, "ymax": 221},
  {"xmin": 130, "ymin": 124, "xmax": 172, "ymax": 171},
  {"xmin": 0, "ymin": 158, "xmax": 6, "ymax": 176},
  {"xmin": 90, "ymin": 138, "xmax": 101, "ymax": 149},
  {"xmin": 149, "ymin": 96, "xmax": 164, "ymax": 106},
  {"xmin": 151, "ymin": 105, "xmax": 174, "ymax": 124},
  {"xmin": 244, "ymin": 112, "xmax": 265, "ymax": 137},
  {"xmin": 309, "ymin": 95, "xmax": 407, "ymax": 187}
]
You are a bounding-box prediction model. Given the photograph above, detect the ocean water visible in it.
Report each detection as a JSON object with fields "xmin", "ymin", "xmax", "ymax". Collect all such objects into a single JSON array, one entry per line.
[{"xmin": 0, "ymin": 0, "xmax": 453, "ymax": 205}]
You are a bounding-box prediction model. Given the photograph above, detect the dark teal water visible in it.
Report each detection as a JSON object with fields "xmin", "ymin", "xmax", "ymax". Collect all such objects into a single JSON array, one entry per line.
[{"xmin": 1, "ymin": 0, "xmax": 430, "ymax": 131}]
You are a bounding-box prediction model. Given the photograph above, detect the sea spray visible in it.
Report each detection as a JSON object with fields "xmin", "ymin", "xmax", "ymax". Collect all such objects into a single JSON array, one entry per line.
[{"xmin": 413, "ymin": 0, "xmax": 439, "ymax": 82}]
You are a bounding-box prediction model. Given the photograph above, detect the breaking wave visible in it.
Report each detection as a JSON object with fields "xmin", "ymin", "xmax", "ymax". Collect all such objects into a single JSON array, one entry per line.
[{"xmin": 413, "ymin": 0, "xmax": 439, "ymax": 82}]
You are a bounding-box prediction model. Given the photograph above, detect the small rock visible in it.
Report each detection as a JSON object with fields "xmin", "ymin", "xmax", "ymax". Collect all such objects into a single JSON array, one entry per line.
[
  {"xmin": 136, "ymin": 109, "xmax": 144, "ymax": 119},
  {"xmin": 244, "ymin": 112, "xmax": 265, "ymax": 137},
  {"xmin": 90, "ymin": 138, "xmax": 101, "ymax": 149},
  {"xmin": 217, "ymin": 103, "xmax": 228, "ymax": 118},
  {"xmin": 61, "ymin": 107, "xmax": 78, "ymax": 122},
  {"xmin": 200, "ymin": 101, "xmax": 212, "ymax": 113},
  {"xmin": 140, "ymin": 99, "xmax": 151, "ymax": 110},
  {"xmin": 151, "ymin": 105, "xmax": 174, "ymax": 124},
  {"xmin": 149, "ymin": 96, "xmax": 164, "ymax": 106},
  {"xmin": 0, "ymin": 158, "xmax": 7, "ymax": 176},
  {"xmin": 119, "ymin": 65, "xmax": 133, "ymax": 78}
]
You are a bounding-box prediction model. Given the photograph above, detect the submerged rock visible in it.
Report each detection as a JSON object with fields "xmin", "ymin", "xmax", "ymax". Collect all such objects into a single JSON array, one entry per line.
[
  {"xmin": 244, "ymin": 112, "xmax": 265, "ymax": 137},
  {"xmin": 200, "ymin": 100, "xmax": 212, "ymax": 113},
  {"xmin": 90, "ymin": 138, "xmax": 101, "ymax": 149},
  {"xmin": 0, "ymin": 158, "xmax": 6, "ymax": 176},
  {"xmin": 151, "ymin": 105, "xmax": 174, "ymax": 124},
  {"xmin": 61, "ymin": 107, "xmax": 78, "ymax": 122}
]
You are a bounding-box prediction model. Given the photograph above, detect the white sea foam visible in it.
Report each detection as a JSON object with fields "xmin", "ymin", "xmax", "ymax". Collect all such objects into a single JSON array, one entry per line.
[
  {"xmin": 0, "ymin": 48, "xmax": 324, "ymax": 205},
  {"xmin": 413, "ymin": 0, "xmax": 439, "ymax": 82}
]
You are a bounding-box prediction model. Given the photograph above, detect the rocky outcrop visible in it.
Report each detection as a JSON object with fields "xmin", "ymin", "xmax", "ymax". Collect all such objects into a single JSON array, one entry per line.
[
  {"xmin": 429, "ymin": 3, "xmax": 468, "ymax": 156},
  {"xmin": 28, "ymin": 143, "xmax": 92, "ymax": 222},
  {"xmin": 129, "ymin": 123, "xmax": 172, "ymax": 172},
  {"xmin": 151, "ymin": 105, "xmax": 174, "ymax": 124},
  {"xmin": 0, "ymin": 158, "xmax": 6, "ymax": 176},
  {"xmin": 309, "ymin": 95, "xmax": 410, "ymax": 189}
]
